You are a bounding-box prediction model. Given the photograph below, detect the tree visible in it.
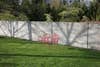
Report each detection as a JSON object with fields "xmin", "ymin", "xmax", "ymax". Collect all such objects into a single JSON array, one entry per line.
[
  {"xmin": 20, "ymin": 0, "xmax": 47, "ymax": 21},
  {"xmin": 96, "ymin": 0, "xmax": 100, "ymax": 21},
  {"xmin": 50, "ymin": 0, "xmax": 61, "ymax": 9},
  {"xmin": 89, "ymin": 0, "xmax": 99, "ymax": 21},
  {"xmin": 81, "ymin": 0, "xmax": 100, "ymax": 21},
  {"xmin": 0, "ymin": 0, "xmax": 12, "ymax": 12}
]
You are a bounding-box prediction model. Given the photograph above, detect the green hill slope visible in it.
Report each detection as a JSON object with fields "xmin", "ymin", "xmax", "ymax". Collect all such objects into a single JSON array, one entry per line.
[{"xmin": 0, "ymin": 36, "xmax": 100, "ymax": 67}]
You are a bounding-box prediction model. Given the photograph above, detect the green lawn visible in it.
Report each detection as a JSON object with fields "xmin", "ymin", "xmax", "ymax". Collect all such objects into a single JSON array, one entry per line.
[{"xmin": 0, "ymin": 36, "xmax": 100, "ymax": 67}]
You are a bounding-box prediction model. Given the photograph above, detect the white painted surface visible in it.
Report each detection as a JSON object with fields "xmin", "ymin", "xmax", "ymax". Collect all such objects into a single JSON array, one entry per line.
[{"xmin": 0, "ymin": 21, "xmax": 100, "ymax": 50}]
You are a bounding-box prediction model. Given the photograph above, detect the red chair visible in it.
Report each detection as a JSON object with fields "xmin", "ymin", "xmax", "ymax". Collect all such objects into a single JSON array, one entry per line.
[
  {"xmin": 39, "ymin": 34, "xmax": 50, "ymax": 43},
  {"xmin": 39, "ymin": 33, "xmax": 59, "ymax": 44},
  {"xmin": 51, "ymin": 33, "xmax": 59, "ymax": 44},
  {"xmin": 43, "ymin": 35, "xmax": 49, "ymax": 43}
]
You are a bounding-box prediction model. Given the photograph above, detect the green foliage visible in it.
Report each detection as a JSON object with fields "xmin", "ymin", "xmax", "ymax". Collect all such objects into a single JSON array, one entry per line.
[
  {"xmin": 16, "ymin": 13, "xmax": 29, "ymax": 21},
  {"xmin": 0, "ymin": 0, "xmax": 12, "ymax": 12},
  {"xmin": 97, "ymin": 15, "xmax": 100, "ymax": 21},
  {"xmin": 50, "ymin": 7, "xmax": 61, "ymax": 21},
  {"xmin": 21, "ymin": 0, "xmax": 47, "ymax": 21},
  {"xmin": 81, "ymin": 0, "xmax": 100, "ymax": 21},
  {"xmin": 81, "ymin": 16, "xmax": 90, "ymax": 22},
  {"xmin": 0, "ymin": 11, "xmax": 28, "ymax": 21},
  {"xmin": 89, "ymin": 1, "xmax": 98, "ymax": 21},
  {"xmin": 0, "ymin": 11, "xmax": 16, "ymax": 20},
  {"xmin": 59, "ymin": 7, "xmax": 81, "ymax": 22},
  {"xmin": 71, "ymin": 0, "xmax": 80, "ymax": 8},
  {"xmin": 0, "ymin": 0, "xmax": 100, "ymax": 21},
  {"xmin": 44, "ymin": 14, "xmax": 53, "ymax": 22}
]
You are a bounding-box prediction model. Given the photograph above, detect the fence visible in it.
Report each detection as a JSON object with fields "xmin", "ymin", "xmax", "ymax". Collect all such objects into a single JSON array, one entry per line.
[{"xmin": 0, "ymin": 21, "xmax": 100, "ymax": 50}]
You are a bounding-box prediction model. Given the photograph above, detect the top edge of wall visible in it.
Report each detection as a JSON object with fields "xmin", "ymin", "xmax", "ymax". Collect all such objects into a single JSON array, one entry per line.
[{"xmin": 0, "ymin": 21, "xmax": 99, "ymax": 23}]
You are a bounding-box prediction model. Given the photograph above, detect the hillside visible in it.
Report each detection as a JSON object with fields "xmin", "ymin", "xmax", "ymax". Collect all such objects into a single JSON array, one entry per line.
[{"xmin": 0, "ymin": 36, "xmax": 100, "ymax": 67}]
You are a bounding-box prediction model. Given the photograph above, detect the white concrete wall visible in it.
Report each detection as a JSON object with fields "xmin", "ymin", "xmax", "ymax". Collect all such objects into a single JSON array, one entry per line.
[{"xmin": 0, "ymin": 21, "xmax": 100, "ymax": 49}]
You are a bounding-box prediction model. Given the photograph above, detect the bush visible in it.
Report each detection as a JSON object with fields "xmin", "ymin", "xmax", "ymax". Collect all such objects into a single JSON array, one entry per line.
[
  {"xmin": 16, "ymin": 13, "xmax": 28, "ymax": 21},
  {"xmin": 97, "ymin": 15, "xmax": 100, "ymax": 21},
  {"xmin": 0, "ymin": 11, "xmax": 16, "ymax": 20},
  {"xmin": 59, "ymin": 7, "xmax": 81, "ymax": 22}
]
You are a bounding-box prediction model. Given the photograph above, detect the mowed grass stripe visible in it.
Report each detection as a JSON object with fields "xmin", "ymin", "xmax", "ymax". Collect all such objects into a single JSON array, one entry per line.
[{"xmin": 0, "ymin": 36, "xmax": 100, "ymax": 67}]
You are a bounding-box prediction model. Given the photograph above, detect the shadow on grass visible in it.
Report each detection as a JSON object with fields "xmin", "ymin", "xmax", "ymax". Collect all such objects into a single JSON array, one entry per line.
[
  {"xmin": 0, "ymin": 63, "xmax": 18, "ymax": 67},
  {"xmin": 0, "ymin": 53, "xmax": 100, "ymax": 59},
  {"xmin": 0, "ymin": 63, "xmax": 46, "ymax": 67}
]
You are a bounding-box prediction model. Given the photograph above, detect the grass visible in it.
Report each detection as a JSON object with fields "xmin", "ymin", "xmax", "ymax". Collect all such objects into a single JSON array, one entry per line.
[{"xmin": 0, "ymin": 36, "xmax": 100, "ymax": 67}]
